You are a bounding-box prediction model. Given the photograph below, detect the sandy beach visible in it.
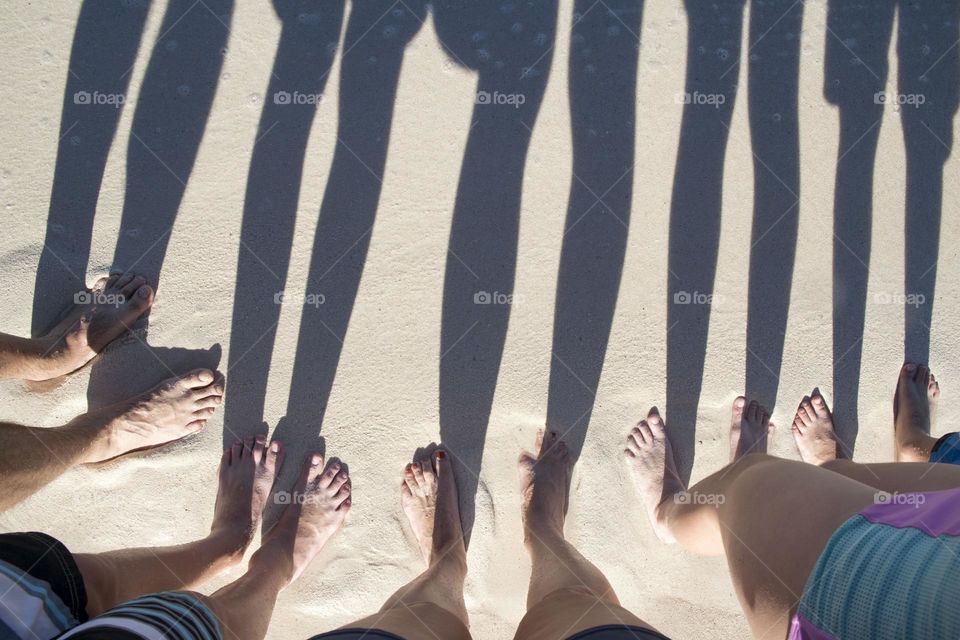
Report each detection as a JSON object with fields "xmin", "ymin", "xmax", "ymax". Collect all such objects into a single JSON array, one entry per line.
[{"xmin": 1, "ymin": 1, "xmax": 958, "ymax": 638}]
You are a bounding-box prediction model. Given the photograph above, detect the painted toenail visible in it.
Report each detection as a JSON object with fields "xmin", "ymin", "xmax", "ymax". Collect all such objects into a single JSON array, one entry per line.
[{"xmin": 437, "ymin": 450, "xmax": 446, "ymax": 459}]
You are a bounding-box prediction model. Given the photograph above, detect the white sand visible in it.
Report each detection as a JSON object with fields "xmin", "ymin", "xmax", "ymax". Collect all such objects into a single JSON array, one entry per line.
[{"xmin": 1, "ymin": 1, "xmax": 958, "ymax": 638}]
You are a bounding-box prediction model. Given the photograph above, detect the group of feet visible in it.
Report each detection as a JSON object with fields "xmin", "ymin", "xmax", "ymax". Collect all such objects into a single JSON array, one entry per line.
[{"xmin": 625, "ymin": 360, "xmax": 942, "ymax": 543}]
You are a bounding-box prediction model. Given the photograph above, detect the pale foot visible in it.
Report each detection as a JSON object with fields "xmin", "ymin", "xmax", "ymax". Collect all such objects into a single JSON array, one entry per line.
[
  {"xmin": 792, "ymin": 389, "xmax": 843, "ymax": 465},
  {"xmin": 78, "ymin": 368, "xmax": 225, "ymax": 463},
  {"xmin": 624, "ymin": 408, "xmax": 685, "ymax": 543},
  {"xmin": 728, "ymin": 396, "xmax": 745, "ymax": 462},
  {"xmin": 37, "ymin": 272, "xmax": 154, "ymax": 379},
  {"xmin": 894, "ymin": 362, "xmax": 938, "ymax": 462},
  {"xmin": 210, "ymin": 435, "xmax": 283, "ymax": 560},
  {"xmin": 252, "ymin": 453, "xmax": 351, "ymax": 587},
  {"xmin": 401, "ymin": 447, "xmax": 466, "ymax": 566},
  {"xmin": 519, "ymin": 429, "xmax": 572, "ymax": 544}
]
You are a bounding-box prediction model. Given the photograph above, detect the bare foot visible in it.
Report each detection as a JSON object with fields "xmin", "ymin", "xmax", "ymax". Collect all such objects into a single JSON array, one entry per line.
[
  {"xmin": 894, "ymin": 362, "xmax": 938, "ymax": 462},
  {"xmin": 37, "ymin": 272, "xmax": 154, "ymax": 379},
  {"xmin": 730, "ymin": 398, "xmax": 770, "ymax": 461},
  {"xmin": 252, "ymin": 453, "xmax": 351, "ymax": 587},
  {"xmin": 519, "ymin": 430, "xmax": 572, "ymax": 544},
  {"xmin": 210, "ymin": 435, "xmax": 283, "ymax": 560},
  {"xmin": 728, "ymin": 396, "xmax": 746, "ymax": 462},
  {"xmin": 78, "ymin": 368, "xmax": 225, "ymax": 463},
  {"xmin": 792, "ymin": 389, "xmax": 843, "ymax": 465},
  {"xmin": 624, "ymin": 408, "xmax": 685, "ymax": 543},
  {"xmin": 401, "ymin": 448, "xmax": 466, "ymax": 567}
]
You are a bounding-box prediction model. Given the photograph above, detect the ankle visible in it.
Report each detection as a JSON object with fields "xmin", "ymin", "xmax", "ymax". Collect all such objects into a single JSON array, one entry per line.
[{"xmin": 523, "ymin": 523, "xmax": 564, "ymax": 549}]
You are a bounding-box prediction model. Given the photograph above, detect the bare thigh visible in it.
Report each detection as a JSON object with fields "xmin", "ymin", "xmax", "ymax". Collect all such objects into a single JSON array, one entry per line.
[{"xmin": 713, "ymin": 457, "xmax": 876, "ymax": 639}]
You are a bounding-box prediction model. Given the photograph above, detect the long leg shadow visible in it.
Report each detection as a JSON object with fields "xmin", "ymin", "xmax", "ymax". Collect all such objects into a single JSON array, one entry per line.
[
  {"xmin": 434, "ymin": 1, "xmax": 557, "ymax": 544},
  {"xmin": 224, "ymin": 1, "xmax": 348, "ymax": 452},
  {"xmin": 744, "ymin": 0, "xmax": 803, "ymax": 411},
  {"xmin": 278, "ymin": 1, "xmax": 427, "ymax": 468},
  {"xmin": 32, "ymin": 0, "xmax": 151, "ymax": 336},
  {"xmin": 546, "ymin": 0, "xmax": 642, "ymax": 459},
  {"xmin": 110, "ymin": 0, "xmax": 234, "ymax": 287},
  {"xmin": 900, "ymin": 1, "xmax": 959, "ymax": 364},
  {"xmin": 825, "ymin": 0, "xmax": 894, "ymax": 451},
  {"xmin": 667, "ymin": 0, "xmax": 743, "ymax": 482}
]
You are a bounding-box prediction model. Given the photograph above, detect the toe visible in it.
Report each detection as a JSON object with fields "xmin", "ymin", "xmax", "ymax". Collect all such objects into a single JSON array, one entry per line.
[
  {"xmin": 329, "ymin": 471, "xmax": 349, "ymax": 493},
  {"xmin": 732, "ymin": 396, "xmax": 746, "ymax": 420},
  {"xmin": 221, "ymin": 443, "xmax": 235, "ymax": 467},
  {"xmin": 231, "ymin": 439, "xmax": 243, "ymax": 461},
  {"xmin": 195, "ymin": 394, "xmax": 223, "ymax": 410},
  {"xmin": 304, "ymin": 453, "xmax": 324, "ymax": 486},
  {"xmin": 334, "ymin": 482, "xmax": 351, "ymax": 505},
  {"xmin": 242, "ymin": 436, "xmax": 255, "ymax": 459},
  {"xmin": 119, "ymin": 275, "xmax": 147, "ymax": 298},
  {"xmin": 112, "ymin": 272, "xmax": 136, "ymax": 292},
  {"xmin": 126, "ymin": 285, "xmax": 154, "ymax": 312},
  {"xmin": 800, "ymin": 399, "xmax": 815, "ymax": 423},
  {"xmin": 647, "ymin": 412, "xmax": 665, "ymax": 439},
  {"xmin": 535, "ymin": 429, "xmax": 545, "ymax": 454},
  {"xmin": 181, "ymin": 369, "xmax": 216, "ymax": 390},
  {"xmin": 637, "ymin": 421, "xmax": 653, "ymax": 445},
  {"xmin": 251, "ymin": 435, "xmax": 266, "ymax": 464},
  {"xmin": 811, "ymin": 390, "xmax": 830, "ymax": 418},
  {"xmin": 320, "ymin": 462, "xmax": 342, "ymax": 489},
  {"xmin": 262, "ymin": 441, "xmax": 282, "ymax": 475},
  {"xmin": 186, "ymin": 419, "xmax": 207, "ymax": 433},
  {"xmin": 193, "ymin": 407, "xmax": 217, "ymax": 420},
  {"xmin": 403, "ymin": 463, "xmax": 419, "ymax": 494},
  {"xmin": 411, "ymin": 460, "xmax": 425, "ymax": 487},
  {"xmin": 421, "ymin": 457, "xmax": 436, "ymax": 483}
]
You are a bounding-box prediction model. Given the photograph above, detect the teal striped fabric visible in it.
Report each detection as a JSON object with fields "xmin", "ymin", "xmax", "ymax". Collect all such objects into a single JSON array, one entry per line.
[{"xmin": 798, "ymin": 514, "xmax": 960, "ymax": 640}]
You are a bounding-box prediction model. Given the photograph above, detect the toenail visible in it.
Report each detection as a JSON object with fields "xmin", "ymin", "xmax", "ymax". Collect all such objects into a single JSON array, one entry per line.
[
  {"xmin": 437, "ymin": 450, "xmax": 446, "ymax": 459},
  {"xmin": 270, "ymin": 442, "xmax": 280, "ymax": 452},
  {"xmin": 137, "ymin": 285, "xmax": 151, "ymax": 299},
  {"xmin": 338, "ymin": 472, "xmax": 347, "ymax": 480}
]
